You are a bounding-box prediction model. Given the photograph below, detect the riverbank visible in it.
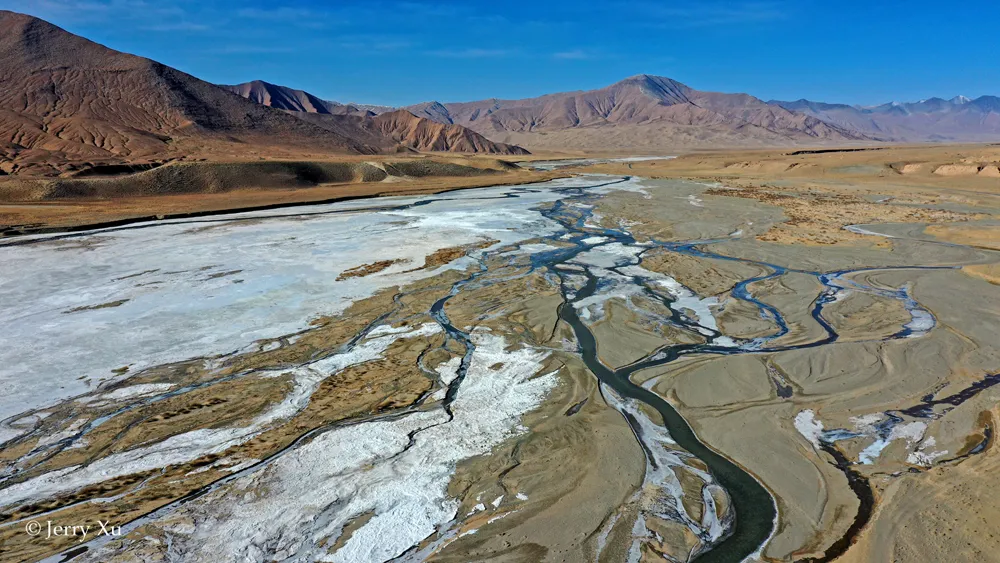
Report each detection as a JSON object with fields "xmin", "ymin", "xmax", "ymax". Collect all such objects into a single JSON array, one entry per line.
[{"xmin": 0, "ymin": 157, "xmax": 566, "ymax": 236}]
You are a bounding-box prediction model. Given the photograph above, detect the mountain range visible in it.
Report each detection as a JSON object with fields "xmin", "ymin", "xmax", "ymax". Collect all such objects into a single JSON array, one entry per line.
[
  {"xmin": 0, "ymin": 11, "xmax": 524, "ymax": 176},
  {"xmin": 769, "ymin": 96, "xmax": 1000, "ymax": 142},
  {"xmin": 2, "ymin": 9, "xmax": 999, "ymax": 177},
  {"xmin": 221, "ymin": 81, "xmax": 526, "ymax": 155},
  {"xmin": 0, "ymin": 11, "xmax": 390, "ymax": 176},
  {"xmin": 399, "ymin": 75, "xmax": 874, "ymax": 151},
  {"xmin": 227, "ymin": 75, "xmax": 1000, "ymax": 152}
]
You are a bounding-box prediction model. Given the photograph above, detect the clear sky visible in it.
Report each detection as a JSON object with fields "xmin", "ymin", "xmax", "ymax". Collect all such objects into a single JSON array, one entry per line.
[{"xmin": 7, "ymin": 1, "xmax": 1000, "ymax": 107}]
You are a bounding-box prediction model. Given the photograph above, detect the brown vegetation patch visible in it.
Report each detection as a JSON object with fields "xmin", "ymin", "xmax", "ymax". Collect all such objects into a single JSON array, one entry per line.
[
  {"xmin": 962, "ymin": 264, "xmax": 1000, "ymax": 285},
  {"xmin": 641, "ymin": 248, "xmax": 768, "ymax": 296},
  {"xmin": 924, "ymin": 224, "xmax": 1000, "ymax": 251},
  {"xmin": 337, "ymin": 259, "xmax": 408, "ymax": 280},
  {"xmin": 703, "ymin": 182, "xmax": 980, "ymax": 245},
  {"xmin": 415, "ymin": 238, "xmax": 500, "ymax": 270}
]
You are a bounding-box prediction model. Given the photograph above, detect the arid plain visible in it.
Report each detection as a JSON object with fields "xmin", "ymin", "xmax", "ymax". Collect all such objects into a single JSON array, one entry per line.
[{"xmin": 0, "ymin": 144, "xmax": 998, "ymax": 563}]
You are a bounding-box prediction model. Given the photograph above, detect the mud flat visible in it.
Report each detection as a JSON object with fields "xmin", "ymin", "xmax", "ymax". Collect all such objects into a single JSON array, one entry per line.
[{"xmin": 1, "ymin": 162, "xmax": 999, "ymax": 562}]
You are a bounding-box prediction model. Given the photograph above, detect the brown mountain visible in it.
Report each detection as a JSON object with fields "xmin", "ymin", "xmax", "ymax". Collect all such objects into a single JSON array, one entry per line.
[
  {"xmin": 404, "ymin": 75, "xmax": 874, "ymax": 151},
  {"xmin": 368, "ymin": 110, "xmax": 527, "ymax": 154},
  {"xmin": 0, "ymin": 11, "xmax": 389, "ymax": 176},
  {"xmin": 282, "ymin": 110, "xmax": 528, "ymax": 156},
  {"xmin": 220, "ymin": 80, "xmax": 348, "ymax": 114},
  {"xmin": 225, "ymin": 82, "xmax": 528, "ymax": 155},
  {"xmin": 220, "ymin": 80, "xmax": 390, "ymax": 118},
  {"xmin": 770, "ymin": 97, "xmax": 1000, "ymax": 142}
]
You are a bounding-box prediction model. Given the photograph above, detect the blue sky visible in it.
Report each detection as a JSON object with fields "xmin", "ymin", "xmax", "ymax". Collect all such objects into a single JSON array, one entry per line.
[{"xmin": 7, "ymin": 1, "xmax": 1000, "ymax": 106}]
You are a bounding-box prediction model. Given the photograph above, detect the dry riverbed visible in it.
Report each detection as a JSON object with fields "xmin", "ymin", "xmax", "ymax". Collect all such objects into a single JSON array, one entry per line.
[{"xmin": 1, "ymin": 159, "xmax": 998, "ymax": 562}]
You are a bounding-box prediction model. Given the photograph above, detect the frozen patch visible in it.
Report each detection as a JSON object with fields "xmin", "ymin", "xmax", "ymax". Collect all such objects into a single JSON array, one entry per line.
[{"xmin": 794, "ymin": 410, "xmax": 824, "ymax": 448}]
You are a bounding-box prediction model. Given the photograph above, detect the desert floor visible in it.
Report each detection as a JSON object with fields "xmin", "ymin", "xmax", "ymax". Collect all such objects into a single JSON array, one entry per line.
[{"xmin": 0, "ymin": 145, "xmax": 997, "ymax": 562}]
